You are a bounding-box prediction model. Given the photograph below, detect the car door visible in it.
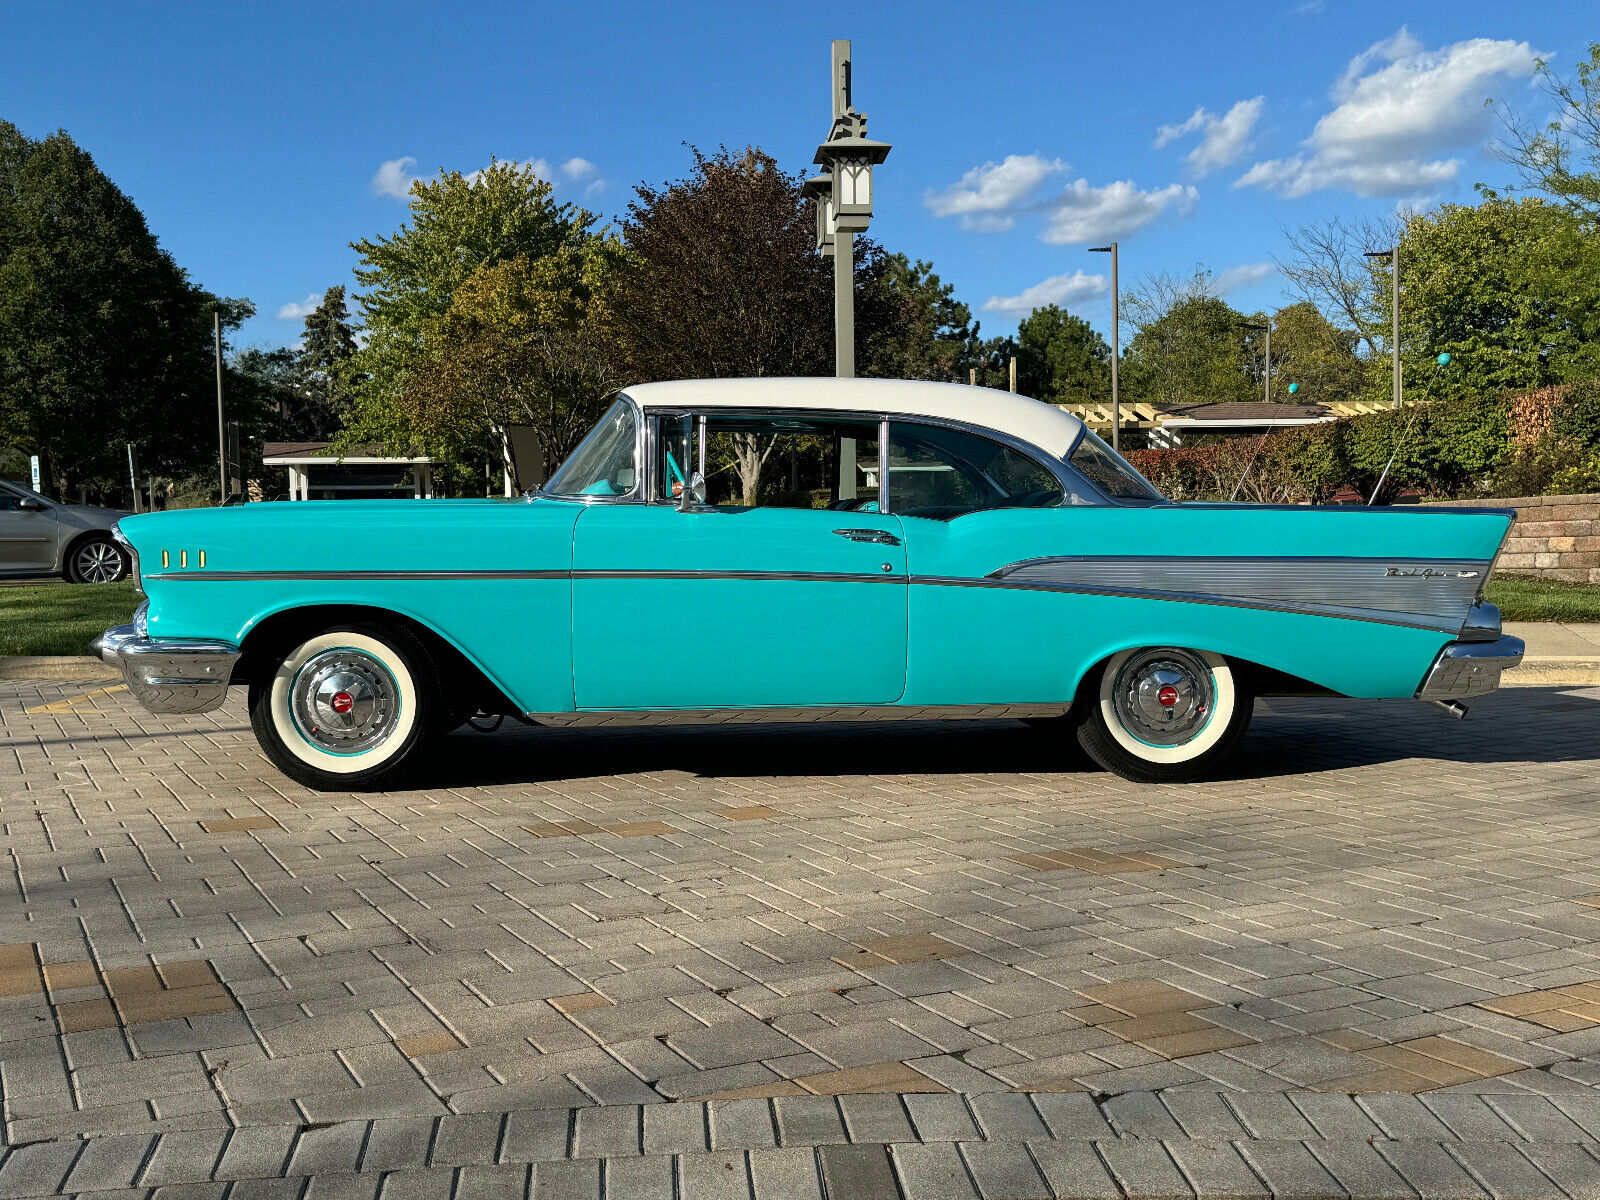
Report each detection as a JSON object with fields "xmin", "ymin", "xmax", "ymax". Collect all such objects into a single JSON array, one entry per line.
[
  {"xmin": 0, "ymin": 484, "xmax": 61, "ymax": 573},
  {"xmin": 571, "ymin": 411, "xmax": 908, "ymax": 711},
  {"xmin": 887, "ymin": 421, "xmax": 1101, "ymax": 706}
]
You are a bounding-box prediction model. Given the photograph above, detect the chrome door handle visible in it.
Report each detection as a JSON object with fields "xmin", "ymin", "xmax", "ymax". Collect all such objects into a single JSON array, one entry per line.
[{"xmin": 833, "ymin": 528, "xmax": 901, "ymax": 546}]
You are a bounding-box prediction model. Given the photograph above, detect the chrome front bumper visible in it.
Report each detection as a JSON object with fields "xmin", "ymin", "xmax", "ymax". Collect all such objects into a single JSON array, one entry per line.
[
  {"xmin": 1416, "ymin": 634, "xmax": 1525, "ymax": 702},
  {"xmin": 92, "ymin": 621, "xmax": 241, "ymax": 715}
]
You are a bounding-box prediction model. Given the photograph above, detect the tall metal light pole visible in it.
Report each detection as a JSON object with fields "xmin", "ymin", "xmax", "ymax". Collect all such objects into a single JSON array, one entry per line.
[
  {"xmin": 213, "ymin": 309, "xmax": 227, "ymax": 503},
  {"xmin": 1365, "ymin": 246, "xmax": 1401, "ymax": 408},
  {"xmin": 809, "ymin": 40, "xmax": 889, "ymax": 378},
  {"xmin": 1243, "ymin": 319, "xmax": 1272, "ymax": 402},
  {"xmin": 1088, "ymin": 243, "xmax": 1119, "ymax": 449}
]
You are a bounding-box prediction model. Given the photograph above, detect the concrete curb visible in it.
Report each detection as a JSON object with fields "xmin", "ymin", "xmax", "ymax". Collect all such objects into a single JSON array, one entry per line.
[{"xmin": 0, "ymin": 655, "xmax": 119, "ymax": 681}]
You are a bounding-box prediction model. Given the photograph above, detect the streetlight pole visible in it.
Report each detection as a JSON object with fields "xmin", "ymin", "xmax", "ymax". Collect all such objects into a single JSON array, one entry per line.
[
  {"xmin": 1243, "ymin": 319, "xmax": 1272, "ymax": 402},
  {"xmin": 213, "ymin": 310, "xmax": 227, "ymax": 503},
  {"xmin": 1089, "ymin": 243, "xmax": 1119, "ymax": 450},
  {"xmin": 1365, "ymin": 246, "xmax": 1401, "ymax": 408},
  {"xmin": 809, "ymin": 40, "xmax": 889, "ymax": 380}
]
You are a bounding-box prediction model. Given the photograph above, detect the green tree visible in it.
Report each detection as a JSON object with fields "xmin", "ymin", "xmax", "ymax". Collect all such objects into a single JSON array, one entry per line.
[
  {"xmin": 615, "ymin": 146, "xmax": 832, "ymax": 503},
  {"xmin": 1268, "ymin": 301, "xmax": 1364, "ymax": 404},
  {"xmin": 1014, "ymin": 305, "xmax": 1110, "ymax": 403},
  {"xmin": 857, "ymin": 252, "xmax": 974, "ymax": 381},
  {"xmin": 1122, "ymin": 295, "xmax": 1253, "ymax": 408},
  {"xmin": 342, "ymin": 160, "xmax": 594, "ymax": 455},
  {"xmin": 0, "ymin": 120, "xmax": 251, "ymax": 498},
  {"xmin": 1490, "ymin": 42, "xmax": 1600, "ymax": 222},
  {"xmin": 1378, "ymin": 198, "xmax": 1600, "ymax": 405},
  {"xmin": 400, "ymin": 235, "xmax": 627, "ymax": 487},
  {"xmin": 293, "ymin": 285, "xmax": 356, "ymax": 439}
]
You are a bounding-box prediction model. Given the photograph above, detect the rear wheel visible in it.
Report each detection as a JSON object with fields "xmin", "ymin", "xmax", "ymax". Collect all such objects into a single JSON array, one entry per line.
[
  {"xmin": 248, "ymin": 624, "xmax": 439, "ymax": 791},
  {"xmin": 1075, "ymin": 647, "xmax": 1252, "ymax": 784},
  {"xmin": 66, "ymin": 535, "xmax": 129, "ymax": 584}
]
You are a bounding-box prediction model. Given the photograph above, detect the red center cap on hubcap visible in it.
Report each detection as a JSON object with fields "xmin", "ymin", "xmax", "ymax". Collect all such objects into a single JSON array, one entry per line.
[
  {"xmin": 1157, "ymin": 685, "xmax": 1180, "ymax": 708},
  {"xmin": 330, "ymin": 691, "xmax": 354, "ymax": 715}
]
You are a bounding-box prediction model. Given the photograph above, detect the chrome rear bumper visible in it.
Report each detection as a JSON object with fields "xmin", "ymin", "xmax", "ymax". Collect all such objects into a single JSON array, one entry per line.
[
  {"xmin": 92, "ymin": 621, "xmax": 241, "ymax": 715},
  {"xmin": 1416, "ymin": 634, "xmax": 1525, "ymax": 702}
]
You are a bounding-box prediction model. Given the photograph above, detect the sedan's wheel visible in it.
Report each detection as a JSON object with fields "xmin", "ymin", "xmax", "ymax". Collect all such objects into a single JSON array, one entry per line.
[
  {"xmin": 67, "ymin": 536, "xmax": 128, "ymax": 584},
  {"xmin": 1075, "ymin": 647, "xmax": 1253, "ymax": 783},
  {"xmin": 248, "ymin": 625, "xmax": 439, "ymax": 791}
]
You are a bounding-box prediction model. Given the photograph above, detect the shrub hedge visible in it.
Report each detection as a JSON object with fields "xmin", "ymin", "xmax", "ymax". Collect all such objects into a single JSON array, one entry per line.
[{"xmin": 1126, "ymin": 379, "xmax": 1600, "ymax": 503}]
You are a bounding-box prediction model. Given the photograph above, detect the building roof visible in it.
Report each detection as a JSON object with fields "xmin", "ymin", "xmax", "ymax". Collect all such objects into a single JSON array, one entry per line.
[
  {"xmin": 623, "ymin": 378, "xmax": 1087, "ymax": 460},
  {"xmin": 1157, "ymin": 402, "xmax": 1332, "ymax": 422},
  {"xmin": 262, "ymin": 442, "xmax": 431, "ymax": 464}
]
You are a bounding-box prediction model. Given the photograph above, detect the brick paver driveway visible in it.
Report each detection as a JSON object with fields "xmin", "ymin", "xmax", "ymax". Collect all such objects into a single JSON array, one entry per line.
[{"xmin": 4, "ymin": 680, "xmax": 1600, "ymax": 1198}]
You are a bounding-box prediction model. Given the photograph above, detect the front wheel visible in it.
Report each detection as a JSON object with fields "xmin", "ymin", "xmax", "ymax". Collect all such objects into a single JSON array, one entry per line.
[
  {"xmin": 66, "ymin": 535, "xmax": 129, "ymax": 584},
  {"xmin": 248, "ymin": 624, "xmax": 439, "ymax": 791},
  {"xmin": 1075, "ymin": 647, "xmax": 1253, "ymax": 784}
]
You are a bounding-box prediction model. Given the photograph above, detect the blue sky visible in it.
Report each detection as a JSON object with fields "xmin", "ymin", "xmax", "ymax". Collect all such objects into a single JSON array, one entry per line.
[{"xmin": 2, "ymin": 1, "xmax": 1591, "ymax": 352}]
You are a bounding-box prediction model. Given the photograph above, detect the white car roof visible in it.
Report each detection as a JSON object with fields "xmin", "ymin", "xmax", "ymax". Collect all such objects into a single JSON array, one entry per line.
[{"xmin": 623, "ymin": 378, "xmax": 1086, "ymax": 460}]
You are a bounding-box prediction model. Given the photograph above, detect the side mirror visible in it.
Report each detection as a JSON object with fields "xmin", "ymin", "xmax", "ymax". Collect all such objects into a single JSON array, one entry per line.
[
  {"xmin": 677, "ymin": 471, "xmax": 706, "ymax": 511},
  {"xmin": 17, "ymin": 497, "xmax": 45, "ymax": 512}
]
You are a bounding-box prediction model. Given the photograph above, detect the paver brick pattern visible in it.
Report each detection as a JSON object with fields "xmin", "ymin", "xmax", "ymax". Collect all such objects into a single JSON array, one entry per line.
[{"xmin": 5, "ymin": 679, "xmax": 1600, "ymax": 1197}]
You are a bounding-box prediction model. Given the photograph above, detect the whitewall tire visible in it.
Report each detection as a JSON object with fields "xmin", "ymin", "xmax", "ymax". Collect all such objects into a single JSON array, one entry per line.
[
  {"xmin": 1075, "ymin": 647, "xmax": 1253, "ymax": 783},
  {"xmin": 249, "ymin": 624, "xmax": 439, "ymax": 791}
]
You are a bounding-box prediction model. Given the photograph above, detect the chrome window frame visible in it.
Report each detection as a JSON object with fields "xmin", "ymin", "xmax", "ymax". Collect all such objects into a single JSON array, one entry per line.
[
  {"xmin": 535, "ymin": 393, "xmax": 648, "ymax": 505},
  {"xmin": 622, "ymin": 405, "xmax": 1142, "ymax": 513}
]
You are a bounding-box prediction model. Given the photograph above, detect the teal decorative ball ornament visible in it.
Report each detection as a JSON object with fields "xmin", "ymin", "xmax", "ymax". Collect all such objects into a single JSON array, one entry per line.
[
  {"xmin": 1437, "ymin": 352, "xmax": 1451, "ymax": 366},
  {"xmin": 1287, "ymin": 382, "xmax": 1299, "ymax": 394}
]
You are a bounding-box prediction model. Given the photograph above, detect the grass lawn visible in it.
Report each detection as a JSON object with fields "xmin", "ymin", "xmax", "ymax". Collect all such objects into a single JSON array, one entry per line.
[
  {"xmin": 0, "ymin": 580, "xmax": 141, "ymax": 656},
  {"xmin": 1486, "ymin": 576, "xmax": 1600, "ymax": 623}
]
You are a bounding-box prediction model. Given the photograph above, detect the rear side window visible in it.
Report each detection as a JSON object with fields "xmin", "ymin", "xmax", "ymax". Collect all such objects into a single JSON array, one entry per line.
[{"xmin": 886, "ymin": 423, "xmax": 1063, "ymax": 519}]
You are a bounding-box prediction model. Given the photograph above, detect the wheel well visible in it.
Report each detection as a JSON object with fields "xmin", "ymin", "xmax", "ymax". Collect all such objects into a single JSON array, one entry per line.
[
  {"xmin": 234, "ymin": 605, "xmax": 515, "ymax": 716},
  {"xmin": 1072, "ymin": 648, "xmax": 1335, "ymax": 706},
  {"xmin": 61, "ymin": 528, "xmax": 117, "ymax": 569}
]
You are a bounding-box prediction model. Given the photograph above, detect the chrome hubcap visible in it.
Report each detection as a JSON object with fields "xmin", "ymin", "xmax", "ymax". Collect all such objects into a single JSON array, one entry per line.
[
  {"xmin": 289, "ymin": 649, "xmax": 397, "ymax": 754},
  {"xmin": 1112, "ymin": 649, "xmax": 1214, "ymax": 746},
  {"xmin": 77, "ymin": 542, "xmax": 121, "ymax": 583}
]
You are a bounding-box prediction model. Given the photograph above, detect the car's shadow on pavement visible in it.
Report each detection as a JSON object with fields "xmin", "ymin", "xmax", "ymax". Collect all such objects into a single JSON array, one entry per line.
[{"xmin": 420, "ymin": 687, "xmax": 1600, "ymax": 789}]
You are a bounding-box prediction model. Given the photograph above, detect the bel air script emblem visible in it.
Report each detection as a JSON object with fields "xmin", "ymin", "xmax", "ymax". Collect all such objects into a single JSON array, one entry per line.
[{"xmin": 1384, "ymin": 566, "xmax": 1480, "ymax": 579}]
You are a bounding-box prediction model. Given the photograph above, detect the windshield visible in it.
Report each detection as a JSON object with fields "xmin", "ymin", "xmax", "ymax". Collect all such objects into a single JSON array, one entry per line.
[
  {"xmin": 1067, "ymin": 428, "xmax": 1166, "ymax": 504},
  {"xmin": 543, "ymin": 399, "xmax": 639, "ymax": 498}
]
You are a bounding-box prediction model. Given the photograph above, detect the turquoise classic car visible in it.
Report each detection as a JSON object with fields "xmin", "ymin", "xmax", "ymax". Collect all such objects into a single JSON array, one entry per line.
[{"xmin": 94, "ymin": 379, "xmax": 1523, "ymax": 790}]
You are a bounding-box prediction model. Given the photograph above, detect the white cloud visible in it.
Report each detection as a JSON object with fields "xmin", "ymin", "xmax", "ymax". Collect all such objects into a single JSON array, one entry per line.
[
  {"xmin": 923, "ymin": 154, "xmax": 1066, "ymax": 230},
  {"xmin": 276, "ymin": 294, "xmax": 321, "ymax": 321},
  {"xmin": 1235, "ymin": 28, "xmax": 1537, "ymax": 198},
  {"xmin": 1040, "ymin": 179, "xmax": 1198, "ymax": 245},
  {"xmin": 463, "ymin": 156, "xmax": 606, "ymax": 197},
  {"xmin": 1156, "ymin": 97, "xmax": 1265, "ymax": 175},
  {"xmin": 1215, "ymin": 262, "xmax": 1276, "ymax": 295},
  {"xmin": 370, "ymin": 156, "xmax": 418, "ymax": 199},
  {"xmin": 983, "ymin": 271, "xmax": 1109, "ymax": 317}
]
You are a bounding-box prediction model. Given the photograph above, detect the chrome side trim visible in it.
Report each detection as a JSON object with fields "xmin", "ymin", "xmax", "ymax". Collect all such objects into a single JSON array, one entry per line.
[
  {"xmin": 146, "ymin": 568, "xmax": 905, "ymax": 584},
  {"xmin": 980, "ymin": 555, "xmax": 1488, "ymax": 632},
  {"xmin": 1416, "ymin": 635, "xmax": 1524, "ymax": 701},
  {"xmin": 527, "ymin": 702, "xmax": 1071, "ymax": 728},
  {"xmin": 93, "ymin": 623, "xmax": 241, "ymax": 715},
  {"xmin": 145, "ymin": 569, "xmax": 571, "ymax": 582}
]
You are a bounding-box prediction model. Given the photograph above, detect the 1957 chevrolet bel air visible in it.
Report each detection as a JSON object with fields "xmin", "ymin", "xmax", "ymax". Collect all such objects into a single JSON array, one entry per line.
[{"xmin": 94, "ymin": 378, "xmax": 1524, "ymax": 790}]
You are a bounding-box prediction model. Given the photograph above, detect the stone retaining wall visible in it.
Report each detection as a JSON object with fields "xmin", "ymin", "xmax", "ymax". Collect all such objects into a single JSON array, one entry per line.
[{"xmin": 1433, "ymin": 492, "xmax": 1600, "ymax": 582}]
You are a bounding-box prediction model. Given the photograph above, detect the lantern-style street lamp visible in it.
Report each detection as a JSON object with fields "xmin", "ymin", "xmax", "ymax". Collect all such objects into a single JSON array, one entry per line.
[{"xmin": 811, "ymin": 40, "xmax": 889, "ymax": 378}]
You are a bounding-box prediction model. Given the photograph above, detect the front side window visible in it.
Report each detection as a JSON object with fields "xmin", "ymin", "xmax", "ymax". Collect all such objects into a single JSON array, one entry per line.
[
  {"xmin": 887, "ymin": 423, "xmax": 1066, "ymax": 518},
  {"xmin": 1067, "ymin": 428, "xmax": 1166, "ymax": 504},
  {"xmin": 544, "ymin": 399, "xmax": 639, "ymax": 499},
  {"xmin": 651, "ymin": 412, "xmax": 881, "ymax": 510}
]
